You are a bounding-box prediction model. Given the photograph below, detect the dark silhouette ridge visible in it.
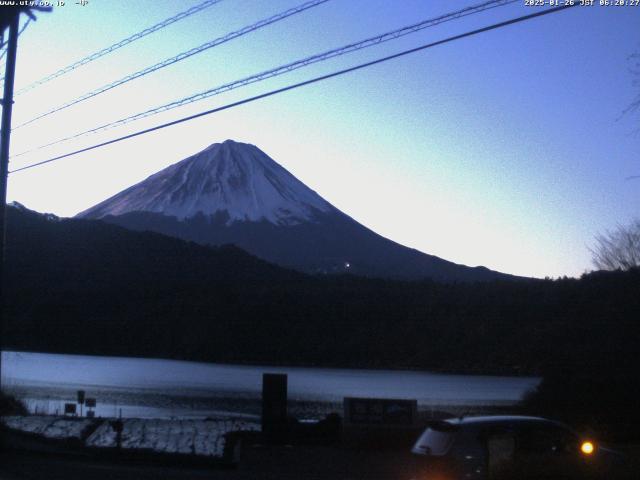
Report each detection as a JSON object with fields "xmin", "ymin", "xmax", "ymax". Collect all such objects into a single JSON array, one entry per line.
[{"xmin": 4, "ymin": 204, "xmax": 639, "ymax": 380}]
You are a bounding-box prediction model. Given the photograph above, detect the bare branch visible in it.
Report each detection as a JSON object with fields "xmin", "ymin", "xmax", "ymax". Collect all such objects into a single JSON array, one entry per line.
[{"xmin": 590, "ymin": 219, "xmax": 640, "ymax": 271}]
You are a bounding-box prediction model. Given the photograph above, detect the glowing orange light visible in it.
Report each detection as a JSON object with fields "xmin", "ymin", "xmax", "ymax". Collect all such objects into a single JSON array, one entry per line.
[{"xmin": 580, "ymin": 441, "xmax": 595, "ymax": 455}]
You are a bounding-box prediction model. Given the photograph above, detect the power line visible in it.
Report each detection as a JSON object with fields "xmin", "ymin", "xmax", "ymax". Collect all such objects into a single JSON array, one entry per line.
[
  {"xmin": 17, "ymin": 17, "xmax": 30, "ymax": 36},
  {"xmin": 12, "ymin": 0, "xmax": 224, "ymax": 96},
  {"xmin": 13, "ymin": 0, "xmax": 330, "ymax": 130},
  {"xmin": 1, "ymin": 7, "xmax": 52, "ymax": 79},
  {"xmin": 10, "ymin": 3, "xmax": 578, "ymax": 175},
  {"xmin": 0, "ymin": 18, "xmax": 32, "ymax": 110},
  {"xmin": 12, "ymin": 0, "xmax": 515, "ymax": 157},
  {"xmin": 0, "ymin": 18, "xmax": 30, "ymax": 65}
]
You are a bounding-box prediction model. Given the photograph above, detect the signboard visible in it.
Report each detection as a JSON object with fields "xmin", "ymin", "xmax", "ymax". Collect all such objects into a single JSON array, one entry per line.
[
  {"xmin": 64, "ymin": 403, "xmax": 77, "ymax": 415},
  {"xmin": 262, "ymin": 373, "xmax": 288, "ymax": 442},
  {"xmin": 344, "ymin": 397, "xmax": 417, "ymax": 426},
  {"xmin": 85, "ymin": 398, "xmax": 96, "ymax": 408}
]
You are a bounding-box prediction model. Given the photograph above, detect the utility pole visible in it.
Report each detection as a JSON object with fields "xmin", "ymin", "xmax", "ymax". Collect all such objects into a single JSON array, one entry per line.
[{"xmin": 0, "ymin": 12, "xmax": 20, "ymax": 393}]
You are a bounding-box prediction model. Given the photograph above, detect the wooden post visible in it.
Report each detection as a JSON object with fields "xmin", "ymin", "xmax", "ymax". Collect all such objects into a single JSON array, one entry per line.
[{"xmin": 0, "ymin": 11, "xmax": 20, "ymax": 393}]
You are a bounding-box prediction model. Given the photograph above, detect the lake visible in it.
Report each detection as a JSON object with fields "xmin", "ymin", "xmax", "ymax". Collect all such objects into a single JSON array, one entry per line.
[{"xmin": 1, "ymin": 351, "xmax": 539, "ymax": 420}]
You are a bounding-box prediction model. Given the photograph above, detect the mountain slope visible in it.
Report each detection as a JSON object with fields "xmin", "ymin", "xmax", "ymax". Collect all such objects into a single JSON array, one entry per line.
[{"xmin": 78, "ymin": 139, "xmax": 514, "ymax": 282}]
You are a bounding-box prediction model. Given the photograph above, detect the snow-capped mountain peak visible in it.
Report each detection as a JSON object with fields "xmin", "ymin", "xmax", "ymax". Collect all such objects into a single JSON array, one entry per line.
[
  {"xmin": 78, "ymin": 140, "xmax": 333, "ymax": 225},
  {"xmin": 78, "ymin": 139, "xmax": 514, "ymax": 282}
]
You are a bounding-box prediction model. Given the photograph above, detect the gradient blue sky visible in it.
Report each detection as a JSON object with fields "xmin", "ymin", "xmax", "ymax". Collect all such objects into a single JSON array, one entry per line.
[{"xmin": 5, "ymin": 0, "xmax": 640, "ymax": 278}]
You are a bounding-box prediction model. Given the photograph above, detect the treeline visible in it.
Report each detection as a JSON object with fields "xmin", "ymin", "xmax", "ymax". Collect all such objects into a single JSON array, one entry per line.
[{"xmin": 3, "ymin": 206, "xmax": 639, "ymax": 378}]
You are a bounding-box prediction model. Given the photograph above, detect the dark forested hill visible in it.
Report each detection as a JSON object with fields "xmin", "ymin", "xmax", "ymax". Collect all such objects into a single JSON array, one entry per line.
[{"xmin": 3, "ymin": 205, "xmax": 639, "ymax": 376}]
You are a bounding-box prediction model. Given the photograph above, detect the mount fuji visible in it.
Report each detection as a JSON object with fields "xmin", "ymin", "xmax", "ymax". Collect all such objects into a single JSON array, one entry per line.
[{"xmin": 78, "ymin": 140, "xmax": 511, "ymax": 282}]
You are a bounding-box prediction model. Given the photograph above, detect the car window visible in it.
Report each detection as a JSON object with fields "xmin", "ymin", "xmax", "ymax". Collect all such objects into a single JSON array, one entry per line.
[{"xmin": 517, "ymin": 424, "xmax": 578, "ymax": 455}]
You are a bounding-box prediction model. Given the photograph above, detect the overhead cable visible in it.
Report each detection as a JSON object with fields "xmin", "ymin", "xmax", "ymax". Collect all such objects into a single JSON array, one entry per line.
[
  {"xmin": 13, "ymin": 0, "xmax": 330, "ymax": 129},
  {"xmin": 9, "ymin": 3, "xmax": 578, "ymax": 174},
  {"xmin": 14, "ymin": 0, "xmax": 225, "ymax": 96},
  {"xmin": 0, "ymin": 18, "xmax": 31, "ymax": 66},
  {"xmin": 12, "ymin": 0, "xmax": 515, "ymax": 156}
]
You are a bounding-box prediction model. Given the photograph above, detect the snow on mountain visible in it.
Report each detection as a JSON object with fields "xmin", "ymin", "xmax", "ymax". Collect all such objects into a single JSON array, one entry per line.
[
  {"xmin": 77, "ymin": 139, "xmax": 514, "ymax": 282},
  {"xmin": 78, "ymin": 140, "xmax": 333, "ymax": 225}
]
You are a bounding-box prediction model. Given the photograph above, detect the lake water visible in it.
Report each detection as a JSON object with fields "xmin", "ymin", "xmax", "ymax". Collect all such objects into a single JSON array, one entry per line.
[{"xmin": 1, "ymin": 351, "xmax": 539, "ymax": 420}]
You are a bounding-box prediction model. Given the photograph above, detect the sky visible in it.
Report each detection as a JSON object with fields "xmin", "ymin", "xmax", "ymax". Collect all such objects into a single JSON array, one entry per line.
[{"xmin": 3, "ymin": 0, "xmax": 639, "ymax": 279}]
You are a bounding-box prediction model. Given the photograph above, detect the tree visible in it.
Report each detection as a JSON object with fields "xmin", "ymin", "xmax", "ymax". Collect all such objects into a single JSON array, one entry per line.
[{"xmin": 591, "ymin": 219, "xmax": 640, "ymax": 271}]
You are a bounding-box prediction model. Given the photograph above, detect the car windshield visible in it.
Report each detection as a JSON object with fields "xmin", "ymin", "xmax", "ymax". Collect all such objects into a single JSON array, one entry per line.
[{"xmin": 412, "ymin": 424, "xmax": 458, "ymax": 456}]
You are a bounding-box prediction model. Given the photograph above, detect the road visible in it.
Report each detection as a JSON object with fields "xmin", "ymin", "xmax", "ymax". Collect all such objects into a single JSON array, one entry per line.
[
  {"xmin": 0, "ymin": 445, "xmax": 416, "ymax": 480},
  {"xmin": 0, "ymin": 449, "xmax": 229, "ymax": 480}
]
